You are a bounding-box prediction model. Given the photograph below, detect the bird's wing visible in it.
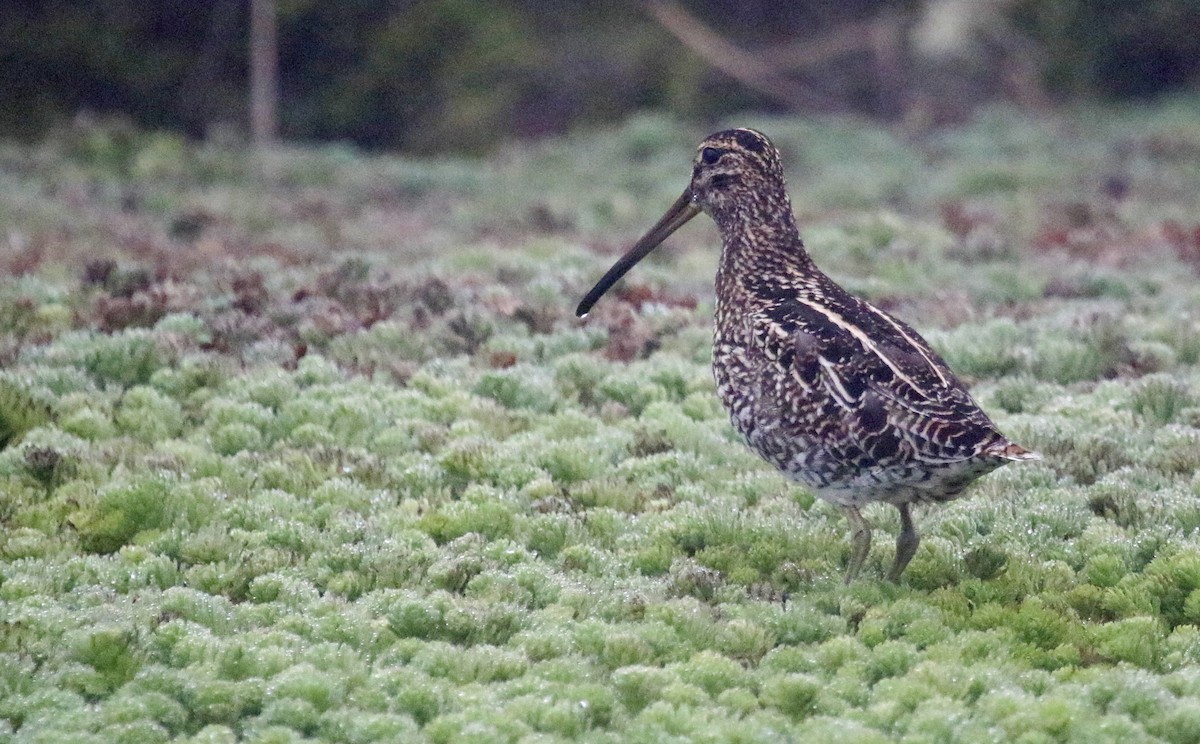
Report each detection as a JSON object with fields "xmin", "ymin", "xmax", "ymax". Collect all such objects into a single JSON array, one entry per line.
[{"xmin": 750, "ymin": 291, "xmax": 1002, "ymax": 461}]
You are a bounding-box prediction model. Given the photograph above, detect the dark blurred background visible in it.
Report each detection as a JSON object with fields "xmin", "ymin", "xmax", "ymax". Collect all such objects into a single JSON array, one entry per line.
[{"xmin": 3, "ymin": 0, "xmax": 1199, "ymax": 153}]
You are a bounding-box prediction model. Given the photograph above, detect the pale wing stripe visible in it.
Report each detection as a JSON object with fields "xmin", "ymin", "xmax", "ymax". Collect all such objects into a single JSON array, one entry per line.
[
  {"xmin": 818, "ymin": 356, "xmax": 854, "ymax": 404},
  {"xmin": 791, "ymin": 297, "xmax": 934, "ymax": 399},
  {"xmin": 863, "ymin": 302, "xmax": 951, "ymax": 387}
]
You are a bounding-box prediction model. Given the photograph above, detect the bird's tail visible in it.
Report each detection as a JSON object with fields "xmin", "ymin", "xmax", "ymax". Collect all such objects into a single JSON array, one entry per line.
[{"xmin": 988, "ymin": 441, "xmax": 1041, "ymax": 462}]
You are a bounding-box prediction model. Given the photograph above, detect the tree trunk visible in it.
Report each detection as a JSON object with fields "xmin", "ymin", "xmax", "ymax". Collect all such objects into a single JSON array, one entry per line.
[{"xmin": 250, "ymin": 0, "xmax": 278, "ymax": 145}]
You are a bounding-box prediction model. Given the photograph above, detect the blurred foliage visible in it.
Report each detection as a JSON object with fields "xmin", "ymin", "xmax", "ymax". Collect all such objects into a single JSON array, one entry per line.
[
  {"xmin": 3, "ymin": 0, "xmax": 1199, "ymax": 151},
  {"xmin": 1, "ymin": 90, "xmax": 1200, "ymax": 742},
  {"xmin": 1011, "ymin": 0, "xmax": 1200, "ymax": 98},
  {"xmin": 0, "ymin": 0, "xmax": 246, "ymax": 137}
]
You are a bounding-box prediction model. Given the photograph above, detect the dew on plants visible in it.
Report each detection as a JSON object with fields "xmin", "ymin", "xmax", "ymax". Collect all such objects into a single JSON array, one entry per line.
[{"xmin": 2, "ymin": 103, "xmax": 1200, "ymax": 742}]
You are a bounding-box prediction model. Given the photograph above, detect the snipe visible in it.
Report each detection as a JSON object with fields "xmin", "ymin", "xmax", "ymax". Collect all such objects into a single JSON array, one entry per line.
[{"xmin": 577, "ymin": 128, "xmax": 1038, "ymax": 582}]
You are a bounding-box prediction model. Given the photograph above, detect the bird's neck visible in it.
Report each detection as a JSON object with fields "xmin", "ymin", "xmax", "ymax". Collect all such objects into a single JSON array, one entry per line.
[{"xmin": 712, "ymin": 194, "xmax": 818, "ymax": 292}]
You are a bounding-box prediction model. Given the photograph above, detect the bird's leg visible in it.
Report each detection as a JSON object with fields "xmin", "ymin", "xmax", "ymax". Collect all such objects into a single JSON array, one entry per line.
[
  {"xmin": 842, "ymin": 506, "xmax": 872, "ymax": 584},
  {"xmin": 887, "ymin": 503, "xmax": 919, "ymax": 582}
]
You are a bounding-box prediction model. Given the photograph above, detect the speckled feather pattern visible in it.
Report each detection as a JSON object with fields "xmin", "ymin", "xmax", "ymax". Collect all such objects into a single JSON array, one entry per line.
[
  {"xmin": 578, "ymin": 127, "xmax": 1038, "ymax": 580},
  {"xmin": 698, "ymin": 129, "xmax": 1033, "ymax": 507}
]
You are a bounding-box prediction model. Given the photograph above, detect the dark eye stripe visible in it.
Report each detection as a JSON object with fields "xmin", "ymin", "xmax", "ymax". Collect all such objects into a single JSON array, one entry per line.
[
  {"xmin": 701, "ymin": 147, "xmax": 724, "ymax": 165},
  {"xmin": 709, "ymin": 173, "xmax": 735, "ymax": 189},
  {"xmin": 733, "ymin": 129, "xmax": 765, "ymax": 152}
]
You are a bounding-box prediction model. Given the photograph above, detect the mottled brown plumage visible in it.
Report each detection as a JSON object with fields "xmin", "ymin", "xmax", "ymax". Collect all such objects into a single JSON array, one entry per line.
[{"xmin": 578, "ymin": 128, "xmax": 1038, "ymax": 581}]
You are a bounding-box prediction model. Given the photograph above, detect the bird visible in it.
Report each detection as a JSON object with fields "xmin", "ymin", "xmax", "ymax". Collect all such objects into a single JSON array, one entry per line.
[{"xmin": 577, "ymin": 128, "xmax": 1039, "ymax": 582}]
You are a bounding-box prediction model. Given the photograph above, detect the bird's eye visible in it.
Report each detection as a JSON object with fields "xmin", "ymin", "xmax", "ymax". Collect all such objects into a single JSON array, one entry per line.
[{"xmin": 700, "ymin": 147, "xmax": 723, "ymax": 165}]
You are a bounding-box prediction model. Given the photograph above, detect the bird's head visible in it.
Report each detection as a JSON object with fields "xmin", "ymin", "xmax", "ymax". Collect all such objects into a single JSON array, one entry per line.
[
  {"xmin": 576, "ymin": 128, "xmax": 788, "ymax": 317},
  {"xmin": 687, "ymin": 128, "xmax": 786, "ymax": 218}
]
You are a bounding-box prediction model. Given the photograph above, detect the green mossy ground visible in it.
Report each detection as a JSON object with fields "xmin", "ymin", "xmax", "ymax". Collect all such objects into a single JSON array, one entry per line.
[{"xmin": 3, "ymin": 102, "xmax": 1200, "ymax": 742}]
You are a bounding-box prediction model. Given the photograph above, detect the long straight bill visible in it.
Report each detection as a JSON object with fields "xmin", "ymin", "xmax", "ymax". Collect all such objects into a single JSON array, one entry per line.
[{"xmin": 576, "ymin": 190, "xmax": 701, "ymax": 317}]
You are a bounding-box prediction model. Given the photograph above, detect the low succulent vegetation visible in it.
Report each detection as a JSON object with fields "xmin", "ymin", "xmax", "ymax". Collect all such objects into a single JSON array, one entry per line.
[{"xmin": 2, "ymin": 101, "xmax": 1200, "ymax": 742}]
